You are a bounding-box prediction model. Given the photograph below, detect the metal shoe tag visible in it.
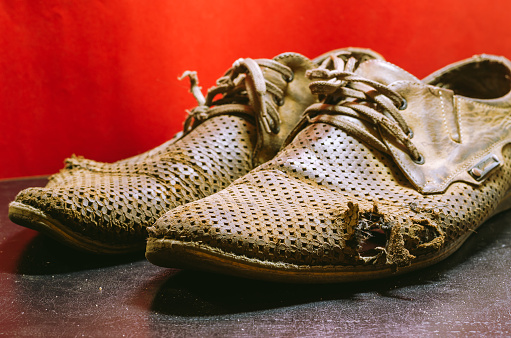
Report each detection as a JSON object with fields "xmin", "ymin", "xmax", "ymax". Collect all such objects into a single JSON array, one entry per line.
[{"xmin": 468, "ymin": 153, "xmax": 501, "ymax": 181}]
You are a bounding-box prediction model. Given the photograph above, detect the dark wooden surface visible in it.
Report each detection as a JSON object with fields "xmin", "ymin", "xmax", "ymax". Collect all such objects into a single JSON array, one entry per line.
[{"xmin": 1, "ymin": 177, "xmax": 511, "ymax": 336}]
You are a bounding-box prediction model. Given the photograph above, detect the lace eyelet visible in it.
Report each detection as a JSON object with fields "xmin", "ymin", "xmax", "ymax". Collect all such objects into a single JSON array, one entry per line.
[
  {"xmin": 408, "ymin": 128, "xmax": 414, "ymax": 139},
  {"xmin": 283, "ymin": 71, "xmax": 294, "ymax": 82},
  {"xmin": 399, "ymin": 97, "xmax": 408, "ymax": 110},
  {"xmin": 413, "ymin": 154, "xmax": 425, "ymax": 165},
  {"xmin": 273, "ymin": 95, "xmax": 285, "ymax": 106}
]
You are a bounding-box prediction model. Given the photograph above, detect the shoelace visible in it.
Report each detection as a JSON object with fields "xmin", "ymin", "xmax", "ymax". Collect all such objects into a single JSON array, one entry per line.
[
  {"xmin": 303, "ymin": 53, "xmax": 423, "ymax": 164},
  {"xmin": 179, "ymin": 58, "xmax": 294, "ymax": 135}
]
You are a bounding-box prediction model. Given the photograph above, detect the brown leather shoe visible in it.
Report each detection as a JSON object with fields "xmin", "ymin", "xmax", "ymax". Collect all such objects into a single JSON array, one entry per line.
[
  {"xmin": 146, "ymin": 53, "xmax": 511, "ymax": 282},
  {"xmin": 9, "ymin": 49, "xmax": 382, "ymax": 254}
]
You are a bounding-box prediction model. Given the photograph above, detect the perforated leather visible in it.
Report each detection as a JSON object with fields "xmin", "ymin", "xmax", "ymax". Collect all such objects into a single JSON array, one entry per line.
[
  {"xmin": 15, "ymin": 115, "xmax": 256, "ymax": 247},
  {"xmin": 148, "ymin": 53, "xmax": 511, "ymax": 277},
  {"xmin": 150, "ymin": 124, "xmax": 511, "ymax": 266},
  {"xmin": 10, "ymin": 52, "xmax": 329, "ymax": 252}
]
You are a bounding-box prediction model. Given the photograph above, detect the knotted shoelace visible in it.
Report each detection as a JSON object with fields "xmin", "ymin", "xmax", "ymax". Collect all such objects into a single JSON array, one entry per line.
[
  {"xmin": 303, "ymin": 53, "xmax": 423, "ymax": 164},
  {"xmin": 179, "ymin": 58, "xmax": 294, "ymax": 136}
]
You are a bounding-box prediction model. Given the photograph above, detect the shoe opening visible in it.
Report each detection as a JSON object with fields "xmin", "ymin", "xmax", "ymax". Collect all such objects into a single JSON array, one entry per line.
[{"xmin": 428, "ymin": 58, "xmax": 511, "ymax": 100}]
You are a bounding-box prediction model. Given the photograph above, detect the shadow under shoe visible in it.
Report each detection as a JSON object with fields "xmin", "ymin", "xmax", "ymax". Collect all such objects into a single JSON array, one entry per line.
[{"xmin": 147, "ymin": 208, "xmax": 511, "ymax": 316}]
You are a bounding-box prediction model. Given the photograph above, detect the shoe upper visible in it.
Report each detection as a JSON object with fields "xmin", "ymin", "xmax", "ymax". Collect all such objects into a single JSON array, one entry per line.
[
  {"xmin": 148, "ymin": 53, "xmax": 511, "ymax": 268},
  {"xmin": 11, "ymin": 50, "xmax": 382, "ymax": 251}
]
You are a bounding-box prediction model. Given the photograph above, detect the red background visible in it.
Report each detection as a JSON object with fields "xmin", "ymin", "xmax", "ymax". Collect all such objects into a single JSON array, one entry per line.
[{"xmin": 1, "ymin": 0, "xmax": 510, "ymax": 179}]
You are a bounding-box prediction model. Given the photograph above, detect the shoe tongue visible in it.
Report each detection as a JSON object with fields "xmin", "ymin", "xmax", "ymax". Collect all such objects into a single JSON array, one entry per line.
[{"xmin": 354, "ymin": 59, "xmax": 420, "ymax": 85}]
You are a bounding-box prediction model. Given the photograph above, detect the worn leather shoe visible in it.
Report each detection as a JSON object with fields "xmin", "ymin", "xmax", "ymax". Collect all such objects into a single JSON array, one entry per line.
[
  {"xmin": 146, "ymin": 53, "xmax": 511, "ymax": 282},
  {"xmin": 9, "ymin": 48, "xmax": 382, "ymax": 254}
]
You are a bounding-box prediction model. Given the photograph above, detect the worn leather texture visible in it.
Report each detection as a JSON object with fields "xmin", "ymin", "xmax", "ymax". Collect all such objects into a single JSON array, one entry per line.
[
  {"xmin": 9, "ymin": 52, "xmax": 328, "ymax": 252},
  {"xmin": 148, "ymin": 53, "xmax": 511, "ymax": 279},
  {"xmin": 366, "ymin": 56, "xmax": 511, "ymax": 193},
  {"xmin": 253, "ymin": 54, "xmax": 317, "ymax": 166}
]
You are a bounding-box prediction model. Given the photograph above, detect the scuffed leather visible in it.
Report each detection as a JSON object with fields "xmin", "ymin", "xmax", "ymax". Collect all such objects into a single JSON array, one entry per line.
[
  {"xmin": 353, "ymin": 56, "xmax": 511, "ymax": 194},
  {"xmin": 253, "ymin": 49, "xmax": 386, "ymax": 167},
  {"xmin": 145, "ymin": 52, "xmax": 511, "ymax": 281},
  {"xmin": 253, "ymin": 54, "xmax": 318, "ymax": 166},
  {"xmin": 356, "ymin": 59, "xmax": 420, "ymax": 85},
  {"xmin": 386, "ymin": 69, "xmax": 511, "ymax": 193}
]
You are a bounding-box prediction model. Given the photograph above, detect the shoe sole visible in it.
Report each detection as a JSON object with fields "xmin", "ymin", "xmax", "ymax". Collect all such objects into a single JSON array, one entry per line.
[
  {"xmin": 145, "ymin": 191, "xmax": 511, "ymax": 283},
  {"xmin": 8, "ymin": 201, "xmax": 145, "ymax": 254}
]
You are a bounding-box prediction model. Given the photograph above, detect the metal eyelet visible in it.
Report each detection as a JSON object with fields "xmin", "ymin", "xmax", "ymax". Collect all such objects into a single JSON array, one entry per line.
[
  {"xmin": 413, "ymin": 154, "xmax": 425, "ymax": 165},
  {"xmin": 282, "ymin": 71, "xmax": 294, "ymax": 82},
  {"xmin": 273, "ymin": 95, "xmax": 285, "ymax": 106},
  {"xmin": 408, "ymin": 128, "xmax": 414, "ymax": 139},
  {"xmin": 399, "ymin": 97, "xmax": 408, "ymax": 110}
]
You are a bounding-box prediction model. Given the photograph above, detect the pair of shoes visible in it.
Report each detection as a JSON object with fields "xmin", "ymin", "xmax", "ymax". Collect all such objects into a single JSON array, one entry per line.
[
  {"xmin": 9, "ymin": 47, "xmax": 382, "ymax": 254},
  {"xmin": 10, "ymin": 49, "xmax": 511, "ymax": 284}
]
